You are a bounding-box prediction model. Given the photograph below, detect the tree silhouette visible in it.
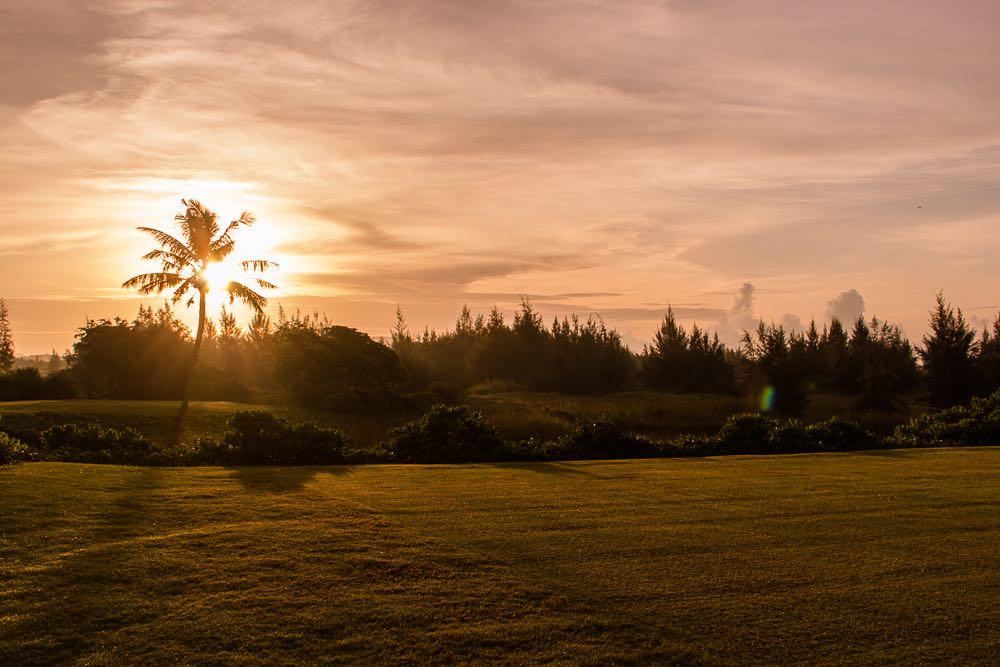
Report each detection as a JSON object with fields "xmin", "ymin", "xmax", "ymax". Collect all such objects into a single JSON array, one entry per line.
[
  {"xmin": 0, "ymin": 298, "xmax": 14, "ymax": 374},
  {"xmin": 122, "ymin": 199, "xmax": 277, "ymax": 435},
  {"xmin": 920, "ymin": 292, "xmax": 977, "ymax": 407}
]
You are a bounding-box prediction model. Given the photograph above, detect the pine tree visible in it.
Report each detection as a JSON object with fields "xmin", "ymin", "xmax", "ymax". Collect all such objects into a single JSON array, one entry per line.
[
  {"xmin": 47, "ymin": 349, "xmax": 61, "ymax": 374},
  {"xmin": 977, "ymin": 313, "xmax": 1000, "ymax": 395},
  {"xmin": 247, "ymin": 310, "xmax": 272, "ymax": 345},
  {"xmin": 390, "ymin": 305, "xmax": 411, "ymax": 349},
  {"xmin": 455, "ymin": 305, "xmax": 474, "ymax": 337},
  {"xmin": 0, "ymin": 298, "xmax": 15, "ymax": 374},
  {"xmin": 920, "ymin": 292, "xmax": 977, "ymax": 407}
]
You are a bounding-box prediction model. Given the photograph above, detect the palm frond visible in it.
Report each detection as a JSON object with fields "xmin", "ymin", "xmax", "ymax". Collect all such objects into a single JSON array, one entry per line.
[
  {"xmin": 141, "ymin": 248, "xmax": 193, "ymax": 271},
  {"xmin": 212, "ymin": 210, "xmax": 255, "ymax": 243},
  {"xmin": 137, "ymin": 227, "xmax": 197, "ymax": 264},
  {"xmin": 226, "ymin": 280, "xmax": 268, "ymax": 313},
  {"xmin": 169, "ymin": 275, "xmax": 199, "ymax": 305},
  {"xmin": 177, "ymin": 199, "xmax": 218, "ymax": 258},
  {"xmin": 122, "ymin": 272, "xmax": 182, "ymax": 295},
  {"xmin": 209, "ymin": 212, "xmax": 256, "ymax": 258},
  {"xmin": 209, "ymin": 239, "xmax": 235, "ymax": 262},
  {"xmin": 241, "ymin": 259, "xmax": 279, "ymax": 272},
  {"xmin": 255, "ymin": 278, "xmax": 278, "ymax": 290}
]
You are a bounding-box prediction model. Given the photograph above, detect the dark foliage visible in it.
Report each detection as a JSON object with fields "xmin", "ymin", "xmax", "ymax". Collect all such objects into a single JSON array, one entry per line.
[
  {"xmin": 68, "ymin": 305, "xmax": 190, "ymax": 399},
  {"xmin": 891, "ymin": 390, "xmax": 1000, "ymax": 448},
  {"xmin": 711, "ymin": 413, "xmax": 878, "ymax": 455},
  {"xmin": 769, "ymin": 421, "xmax": 814, "ymax": 453},
  {"xmin": 273, "ymin": 317, "xmax": 406, "ymax": 411},
  {"xmin": 640, "ymin": 308, "xmax": 734, "ymax": 393},
  {"xmin": 0, "ymin": 298, "xmax": 13, "ymax": 375},
  {"xmin": 716, "ymin": 413, "xmax": 778, "ymax": 454},
  {"xmin": 38, "ymin": 424, "xmax": 153, "ymax": 464},
  {"xmin": 850, "ymin": 317, "xmax": 919, "ymax": 411},
  {"xmin": 920, "ymin": 293, "xmax": 977, "ymax": 408},
  {"xmin": 207, "ymin": 410, "xmax": 349, "ymax": 465},
  {"xmin": 976, "ymin": 314, "xmax": 1000, "ymax": 397},
  {"xmin": 805, "ymin": 417, "xmax": 878, "ymax": 452},
  {"xmin": 0, "ymin": 432, "xmax": 31, "ymax": 465},
  {"xmin": 658, "ymin": 434, "xmax": 721, "ymax": 457},
  {"xmin": 393, "ymin": 301, "xmax": 634, "ymax": 395},
  {"xmin": 0, "ymin": 368, "xmax": 77, "ymax": 401},
  {"xmin": 547, "ymin": 418, "xmax": 659, "ymax": 460},
  {"xmin": 742, "ymin": 323, "xmax": 809, "ymax": 416},
  {"xmin": 386, "ymin": 405, "xmax": 505, "ymax": 463}
]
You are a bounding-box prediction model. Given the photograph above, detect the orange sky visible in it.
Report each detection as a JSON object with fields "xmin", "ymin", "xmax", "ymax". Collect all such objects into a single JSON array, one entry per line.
[{"xmin": 2, "ymin": 1, "xmax": 1000, "ymax": 354}]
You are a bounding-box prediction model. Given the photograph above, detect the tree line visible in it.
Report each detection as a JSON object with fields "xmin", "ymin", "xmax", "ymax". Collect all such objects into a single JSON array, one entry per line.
[{"xmin": 1, "ymin": 292, "xmax": 998, "ymax": 416}]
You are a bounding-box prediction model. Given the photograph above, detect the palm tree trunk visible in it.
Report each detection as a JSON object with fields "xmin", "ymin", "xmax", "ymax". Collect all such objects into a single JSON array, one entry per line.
[{"xmin": 176, "ymin": 290, "xmax": 207, "ymax": 439}]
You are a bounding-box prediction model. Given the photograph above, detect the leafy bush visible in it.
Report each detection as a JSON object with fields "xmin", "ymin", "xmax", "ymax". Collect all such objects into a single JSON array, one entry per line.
[
  {"xmin": 213, "ymin": 410, "xmax": 349, "ymax": 466},
  {"xmin": 387, "ymin": 405, "xmax": 505, "ymax": 463},
  {"xmin": 716, "ymin": 413, "xmax": 777, "ymax": 454},
  {"xmin": 0, "ymin": 432, "xmax": 32, "ymax": 465},
  {"xmin": 657, "ymin": 434, "xmax": 719, "ymax": 458},
  {"xmin": 805, "ymin": 417, "xmax": 877, "ymax": 452},
  {"xmin": 891, "ymin": 391, "xmax": 1000, "ymax": 447},
  {"xmin": 39, "ymin": 423, "xmax": 153, "ymax": 464},
  {"xmin": 547, "ymin": 418, "xmax": 658, "ymax": 460},
  {"xmin": 272, "ymin": 324, "xmax": 406, "ymax": 411},
  {"xmin": 769, "ymin": 421, "xmax": 813, "ymax": 453}
]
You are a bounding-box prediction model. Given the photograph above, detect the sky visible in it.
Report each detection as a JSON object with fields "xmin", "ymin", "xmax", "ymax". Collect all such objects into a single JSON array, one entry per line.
[{"xmin": 2, "ymin": 0, "xmax": 1000, "ymax": 354}]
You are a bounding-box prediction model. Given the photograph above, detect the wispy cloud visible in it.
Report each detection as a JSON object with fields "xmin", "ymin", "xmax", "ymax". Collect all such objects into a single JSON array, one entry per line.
[{"xmin": 2, "ymin": 0, "xmax": 1000, "ymax": 351}]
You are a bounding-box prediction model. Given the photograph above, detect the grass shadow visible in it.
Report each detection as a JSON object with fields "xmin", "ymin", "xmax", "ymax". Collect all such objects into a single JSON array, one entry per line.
[
  {"xmin": 852, "ymin": 448, "xmax": 919, "ymax": 458},
  {"xmin": 487, "ymin": 461, "xmax": 598, "ymax": 476},
  {"xmin": 225, "ymin": 464, "xmax": 357, "ymax": 493}
]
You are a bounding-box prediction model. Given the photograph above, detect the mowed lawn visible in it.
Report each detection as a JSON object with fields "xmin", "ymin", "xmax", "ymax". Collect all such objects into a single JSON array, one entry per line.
[{"xmin": 2, "ymin": 450, "xmax": 998, "ymax": 664}]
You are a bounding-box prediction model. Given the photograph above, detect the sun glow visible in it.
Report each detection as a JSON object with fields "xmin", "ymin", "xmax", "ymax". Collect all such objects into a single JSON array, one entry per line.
[{"xmin": 202, "ymin": 261, "xmax": 242, "ymax": 295}]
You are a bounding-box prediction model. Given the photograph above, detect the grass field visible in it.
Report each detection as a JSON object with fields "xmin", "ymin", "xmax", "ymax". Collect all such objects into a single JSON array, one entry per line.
[{"xmin": 2, "ymin": 448, "xmax": 997, "ymax": 663}]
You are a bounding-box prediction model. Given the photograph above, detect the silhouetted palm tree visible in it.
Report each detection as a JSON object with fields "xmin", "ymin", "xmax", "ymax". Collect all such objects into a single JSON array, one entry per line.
[{"xmin": 123, "ymin": 199, "xmax": 277, "ymax": 435}]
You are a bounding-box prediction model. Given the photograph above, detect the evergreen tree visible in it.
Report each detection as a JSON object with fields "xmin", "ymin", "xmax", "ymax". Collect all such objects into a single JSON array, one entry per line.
[
  {"xmin": 854, "ymin": 317, "xmax": 918, "ymax": 412},
  {"xmin": 822, "ymin": 317, "xmax": 851, "ymax": 391},
  {"xmin": 640, "ymin": 308, "xmax": 733, "ymax": 392},
  {"xmin": 47, "ymin": 349, "xmax": 62, "ymax": 374},
  {"xmin": 0, "ymin": 298, "xmax": 13, "ymax": 374},
  {"xmin": 977, "ymin": 313, "xmax": 1000, "ymax": 395},
  {"xmin": 919, "ymin": 293, "xmax": 977, "ymax": 407},
  {"xmin": 742, "ymin": 322, "xmax": 808, "ymax": 416},
  {"xmin": 390, "ymin": 305, "xmax": 411, "ymax": 349}
]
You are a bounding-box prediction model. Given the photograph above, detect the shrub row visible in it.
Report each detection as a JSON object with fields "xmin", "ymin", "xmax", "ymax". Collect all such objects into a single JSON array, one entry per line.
[
  {"xmin": 4, "ymin": 393, "xmax": 999, "ymax": 467},
  {"xmin": 889, "ymin": 391, "xmax": 1000, "ymax": 447},
  {"xmin": 0, "ymin": 432, "xmax": 31, "ymax": 465}
]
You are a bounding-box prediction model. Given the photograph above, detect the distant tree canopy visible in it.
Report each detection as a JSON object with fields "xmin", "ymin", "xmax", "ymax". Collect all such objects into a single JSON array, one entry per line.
[
  {"xmin": 979, "ymin": 314, "xmax": 1000, "ymax": 397},
  {"xmin": 640, "ymin": 308, "xmax": 734, "ymax": 393},
  {"xmin": 272, "ymin": 311, "xmax": 407, "ymax": 410},
  {"xmin": 0, "ymin": 299, "xmax": 14, "ymax": 375},
  {"xmin": 392, "ymin": 300, "xmax": 633, "ymax": 395},
  {"xmin": 68, "ymin": 305, "xmax": 191, "ymax": 400},
  {"xmin": 0, "ymin": 367, "xmax": 76, "ymax": 402},
  {"xmin": 737, "ymin": 314, "xmax": 919, "ymax": 416},
  {"xmin": 4, "ymin": 292, "xmax": 1000, "ymax": 415}
]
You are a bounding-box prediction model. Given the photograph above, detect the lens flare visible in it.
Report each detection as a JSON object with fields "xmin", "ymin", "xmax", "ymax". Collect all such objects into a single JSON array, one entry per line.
[{"xmin": 759, "ymin": 386, "xmax": 777, "ymax": 412}]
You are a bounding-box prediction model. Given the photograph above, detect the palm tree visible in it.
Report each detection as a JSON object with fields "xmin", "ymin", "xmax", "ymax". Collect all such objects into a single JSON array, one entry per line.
[{"xmin": 123, "ymin": 199, "xmax": 278, "ymax": 435}]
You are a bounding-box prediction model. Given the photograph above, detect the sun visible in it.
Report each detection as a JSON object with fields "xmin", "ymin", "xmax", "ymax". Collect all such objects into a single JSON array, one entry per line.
[{"xmin": 202, "ymin": 261, "xmax": 241, "ymax": 295}]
